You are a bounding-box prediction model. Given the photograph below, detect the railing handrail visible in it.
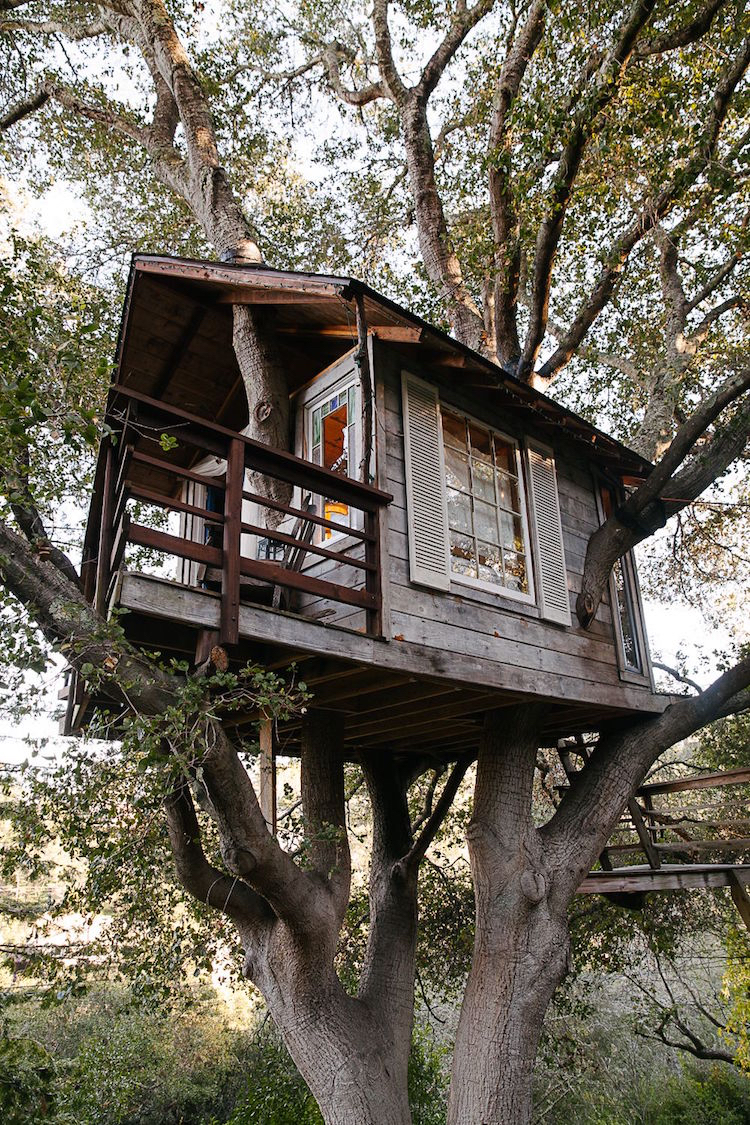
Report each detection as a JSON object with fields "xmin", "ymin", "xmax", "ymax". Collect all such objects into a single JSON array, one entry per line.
[{"xmin": 109, "ymin": 384, "xmax": 393, "ymax": 510}]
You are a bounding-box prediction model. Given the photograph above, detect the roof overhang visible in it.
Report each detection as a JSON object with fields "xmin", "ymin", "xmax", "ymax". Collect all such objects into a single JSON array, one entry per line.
[{"xmin": 111, "ymin": 253, "xmax": 653, "ymax": 479}]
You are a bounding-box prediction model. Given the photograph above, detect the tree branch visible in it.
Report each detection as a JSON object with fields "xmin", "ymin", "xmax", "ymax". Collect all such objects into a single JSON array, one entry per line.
[
  {"xmin": 633, "ymin": 0, "xmax": 728, "ymax": 59},
  {"xmin": 535, "ymin": 37, "xmax": 750, "ymax": 385},
  {"xmin": 300, "ymin": 710, "xmax": 351, "ymax": 921},
  {"xmin": 0, "ymin": 17, "xmax": 112, "ymax": 40},
  {"xmin": 687, "ymin": 249, "xmax": 743, "ymax": 312},
  {"xmin": 165, "ymin": 781, "xmax": 271, "ymax": 928},
  {"xmin": 0, "ymin": 85, "xmax": 49, "ymax": 130},
  {"xmin": 576, "ymin": 368, "xmax": 750, "ymax": 627},
  {"xmin": 488, "ymin": 0, "xmax": 547, "ymax": 366},
  {"xmin": 417, "ymin": 0, "xmax": 498, "ymax": 101},
  {"xmin": 516, "ymin": 0, "xmax": 658, "ymax": 381},
  {"xmin": 399, "ymin": 754, "xmax": 472, "ymax": 874}
]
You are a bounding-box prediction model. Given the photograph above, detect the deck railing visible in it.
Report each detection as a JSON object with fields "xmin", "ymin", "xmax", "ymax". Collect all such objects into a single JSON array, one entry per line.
[{"xmin": 83, "ymin": 385, "xmax": 392, "ymax": 644}]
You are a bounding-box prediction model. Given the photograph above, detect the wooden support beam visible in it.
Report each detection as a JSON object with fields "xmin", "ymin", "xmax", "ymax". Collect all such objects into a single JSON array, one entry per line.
[
  {"xmin": 579, "ymin": 865, "xmax": 750, "ymax": 895},
  {"xmin": 151, "ymin": 305, "xmax": 208, "ymax": 399},
  {"xmin": 259, "ymin": 719, "xmax": 277, "ymax": 834},
  {"xmin": 221, "ymin": 437, "xmax": 244, "ymax": 646},
  {"xmin": 729, "ymin": 871, "xmax": 750, "ymax": 931},
  {"xmin": 639, "ymin": 767, "xmax": 750, "ymax": 796},
  {"xmin": 627, "ymin": 797, "xmax": 661, "ymax": 869}
]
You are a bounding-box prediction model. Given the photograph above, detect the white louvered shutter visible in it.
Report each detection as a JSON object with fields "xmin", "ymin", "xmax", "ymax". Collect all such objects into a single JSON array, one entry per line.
[
  {"xmin": 401, "ymin": 372, "xmax": 451, "ymax": 590},
  {"xmin": 526, "ymin": 441, "xmax": 571, "ymax": 626}
]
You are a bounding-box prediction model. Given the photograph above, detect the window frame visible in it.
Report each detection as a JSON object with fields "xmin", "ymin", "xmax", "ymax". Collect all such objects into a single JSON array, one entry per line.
[
  {"xmin": 595, "ymin": 476, "xmax": 653, "ymax": 683},
  {"xmin": 302, "ymin": 367, "xmax": 362, "ymax": 546},
  {"xmin": 439, "ymin": 402, "xmax": 536, "ymax": 606}
]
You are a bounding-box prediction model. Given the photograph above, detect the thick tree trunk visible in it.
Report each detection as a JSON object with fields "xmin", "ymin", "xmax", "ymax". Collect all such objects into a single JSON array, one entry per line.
[
  {"xmin": 255, "ymin": 961, "xmax": 413, "ymax": 1125},
  {"xmin": 448, "ymin": 704, "xmax": 568, "ymax": 1125}
]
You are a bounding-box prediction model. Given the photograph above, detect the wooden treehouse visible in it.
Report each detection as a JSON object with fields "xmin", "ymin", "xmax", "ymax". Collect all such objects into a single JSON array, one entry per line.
[{"xmin": 64, "ymin": 254, "xmax": 749, "ymax": 911}]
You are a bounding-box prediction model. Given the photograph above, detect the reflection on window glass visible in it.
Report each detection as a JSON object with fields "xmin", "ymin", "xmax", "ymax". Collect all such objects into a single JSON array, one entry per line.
[
  {"xmin": 601, "ymin": 485, "xmax": 643, "ymax": 673},
  {"xmin": 441, "ymin": 410, "xmax": 529, "ymax": 593},
  {"xmin": 613, "ymin": 558, "xmax": 642, "ymax": 671},
  {"xmin": 310, "ymin": 382, "xmax": 358, "ymax": 539}
]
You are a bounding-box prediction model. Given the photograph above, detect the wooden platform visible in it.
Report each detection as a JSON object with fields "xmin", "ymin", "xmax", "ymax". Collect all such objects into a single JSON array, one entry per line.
[
  {"xmin": 579, "ymin": 864, "xmax": 750, "ymax": 895},
  {"xmin": 93, "ymin": 571, "xmax": 672, "ymax": 756}
]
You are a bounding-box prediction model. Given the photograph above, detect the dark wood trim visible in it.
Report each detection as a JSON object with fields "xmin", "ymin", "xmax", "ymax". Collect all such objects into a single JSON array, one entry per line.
[
  {"xmin": 128, "ymin": 524, "xmax": 222, "ymax": 566},
  {"xmin": 109, "ymin": 386, "xmax": 392, "ymax": 509},
  {"xmin": 240, "ymin": 520, "xmax": 375, "ymax": 571},
  {"xmin": 240, "ymin": 486, "xmax": 374, "ymax": 542},
  {"xmin": 238, "ymin": 556, "xmax": 377, "ymax": 611},
  {"xmin": 221, "ymin": 438, "xmax": 244, "ymax": 645}
]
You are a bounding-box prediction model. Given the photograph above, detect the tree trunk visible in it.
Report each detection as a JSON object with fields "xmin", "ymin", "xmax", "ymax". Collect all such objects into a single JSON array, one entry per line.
[
  {"xmin": 448, "ymin": 704, "xmax": 569, "ymax": 1125},
  {"xmin": 260, "ymin": 968, "xmax": 413, "ymax": 1125}
]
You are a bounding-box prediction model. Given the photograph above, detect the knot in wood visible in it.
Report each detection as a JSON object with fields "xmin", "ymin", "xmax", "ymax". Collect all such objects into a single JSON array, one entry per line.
[
  {"xmin": 520, "ymin": 869, "xmax": 547, "ymax": 904},
  {"xmin": 254, "ymin": 400, "xmax": 273, "ymax": 423},
  {"xmin": 225, "ymin": 846, "xmax": 256, "ymax": 877}
]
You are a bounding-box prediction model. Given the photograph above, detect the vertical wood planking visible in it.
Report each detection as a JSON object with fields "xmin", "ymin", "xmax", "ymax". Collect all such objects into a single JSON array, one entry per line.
[{"xmin": 221, "ymin": 437, "xmax": 243, "ymax": 645}]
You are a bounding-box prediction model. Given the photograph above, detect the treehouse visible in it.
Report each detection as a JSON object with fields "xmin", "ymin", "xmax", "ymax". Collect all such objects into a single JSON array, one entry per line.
[
  {"xmin": 66, "ymin": 252, "xmax": 669, "ymax": 751},
  {"xmin": 63, "ymin": 254, "xmax": 750, "ymax": 915}
]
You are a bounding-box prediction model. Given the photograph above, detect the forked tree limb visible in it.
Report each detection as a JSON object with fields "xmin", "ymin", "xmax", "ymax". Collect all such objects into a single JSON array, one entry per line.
[
  {"xmin": 165, "ymin": 780, "xmax": 272, "ymax": 928},
  {"xmin": 576, "ymin": 387, "xmax": 749, "ymax": 629},
  {"xmin": 517, "ymin": 0, "xmax": 658, "ymax": 381},
  {"xmin": 534, "ymin": 38, "xmax": 750, "ymax": 385}
]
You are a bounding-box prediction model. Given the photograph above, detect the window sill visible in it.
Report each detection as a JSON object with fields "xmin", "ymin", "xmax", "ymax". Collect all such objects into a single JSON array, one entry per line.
[{"xmin": 449, "ymin": 574, "xmax": 540, "ymax": 617}]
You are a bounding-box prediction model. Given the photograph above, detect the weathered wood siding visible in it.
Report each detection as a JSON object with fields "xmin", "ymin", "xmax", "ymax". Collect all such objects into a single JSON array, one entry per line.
[
  {"xmin": 373, "ymin": 341, "xmax": 653, "ymax": 709},
  {"xmin": 284, "ymin": 338, "xmax": 653, "ymax": 710}
]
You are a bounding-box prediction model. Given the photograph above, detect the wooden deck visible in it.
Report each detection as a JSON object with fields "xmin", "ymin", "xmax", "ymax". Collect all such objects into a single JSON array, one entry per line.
[{"xmin": 104, "ymin": 570, "xmax": 670, "ymax": 755}]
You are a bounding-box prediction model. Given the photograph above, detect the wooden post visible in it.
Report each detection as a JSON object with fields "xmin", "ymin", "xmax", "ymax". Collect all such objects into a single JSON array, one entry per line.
[
  {"xmin": 95, "ymin": 439, "xmax": 116, "ymax": 616},
  {"xmin": 627, "ymin": 797, "xmax": 661, "ymax": 869},
  {"xmin": 221, "ymin": 437, "xmax": 243, "ymax": 645},
  {"xmin": 364, "ymin": 507, "xmax": 381, "ymax": 637},
  {"xmin": 259, "ymin": 719, "xmax": 277, "ymax": 834}
]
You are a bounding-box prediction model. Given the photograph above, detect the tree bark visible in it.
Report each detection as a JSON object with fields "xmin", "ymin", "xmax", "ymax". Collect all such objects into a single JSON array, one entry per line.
[{"xmin": 448, "ymin": 704, "xmax": 568, "ymax": 1125}]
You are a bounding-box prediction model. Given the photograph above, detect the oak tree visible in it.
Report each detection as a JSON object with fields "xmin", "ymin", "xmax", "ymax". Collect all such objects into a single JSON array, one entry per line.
[{"xmin": 1, "ymin": 3, "xmax": 749, "ymax": 1122}]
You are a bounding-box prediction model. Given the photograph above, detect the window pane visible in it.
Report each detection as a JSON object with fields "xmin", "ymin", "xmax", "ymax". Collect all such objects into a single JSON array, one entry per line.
[
  {"xmin": 469, "ymin": 423, "xmax": 492, "ymax": 463},
  {"xmin": 348, "ymin": 385, "xmax": 356, "ymax": 417},
  {"xmin": 613, "ymin": 560, "xmax": 641, "ymax": 670},
  {"xmin": 478, "ymin": 541, "xmax": 503, "ymax": 585},
  {"xmin": 313, "ymin": 409, "xmax": 321, "ymax": 445},
  {"xmin": 442, "ymin": 411, "xmax": 466, "ymax": 450},
  {"xmin": 503, "ymin": 551, "xmax": 528, "ymax": 593},
  {"xmin": 449, "ymin": 530, "xmax": 477, "ymax": 578},
  {"xmin": 473, "ymin": 499, "xmax": 498, "ymax": 544},
  {"xmin": 493, "ymin": 437, "xmax": 514, "ymax": 474},
  {"xmin": 444, "ymin": 444, "xmax": 471, "ymax": 492},
  {"xmin": 447, "ymin": 487, "xmax": 472, "ymax": 534},
  {"xmin": 497, "ymin": 509, "xmax": 521, "ymax": 550},
  {"xmin": 496, "ymin": 471, "xmax": 520, "ymax": 513},
  {"xmin": 312, "ymin": 443, "xmax": 321, "ymax": 465},
  {"xmin": 472, "ymin": 457, "xmax": 495, "ymax": 503}
]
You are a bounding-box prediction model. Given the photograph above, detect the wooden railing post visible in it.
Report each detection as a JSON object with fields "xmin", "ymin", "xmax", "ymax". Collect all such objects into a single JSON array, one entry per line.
[
  {"xmin": 221, "ymin": 437, "xmax": 243, "ymax": 645},
  {"xmin": 365, "ymin": 506, "xmax": 382, "ymax": 637},
  {"xmin": 94, "ymin": 438, "xmax": 116, "ymax": 615}
]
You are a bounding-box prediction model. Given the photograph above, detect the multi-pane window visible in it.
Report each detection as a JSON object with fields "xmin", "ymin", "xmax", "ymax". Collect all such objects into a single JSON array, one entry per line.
[
  {"xmin": 441, "ymin": 410, "xmax": 531, "ymax": 595},
  {"xmin": 308, "ymin": 380, "xmax": 358, "ymax": 539}
]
